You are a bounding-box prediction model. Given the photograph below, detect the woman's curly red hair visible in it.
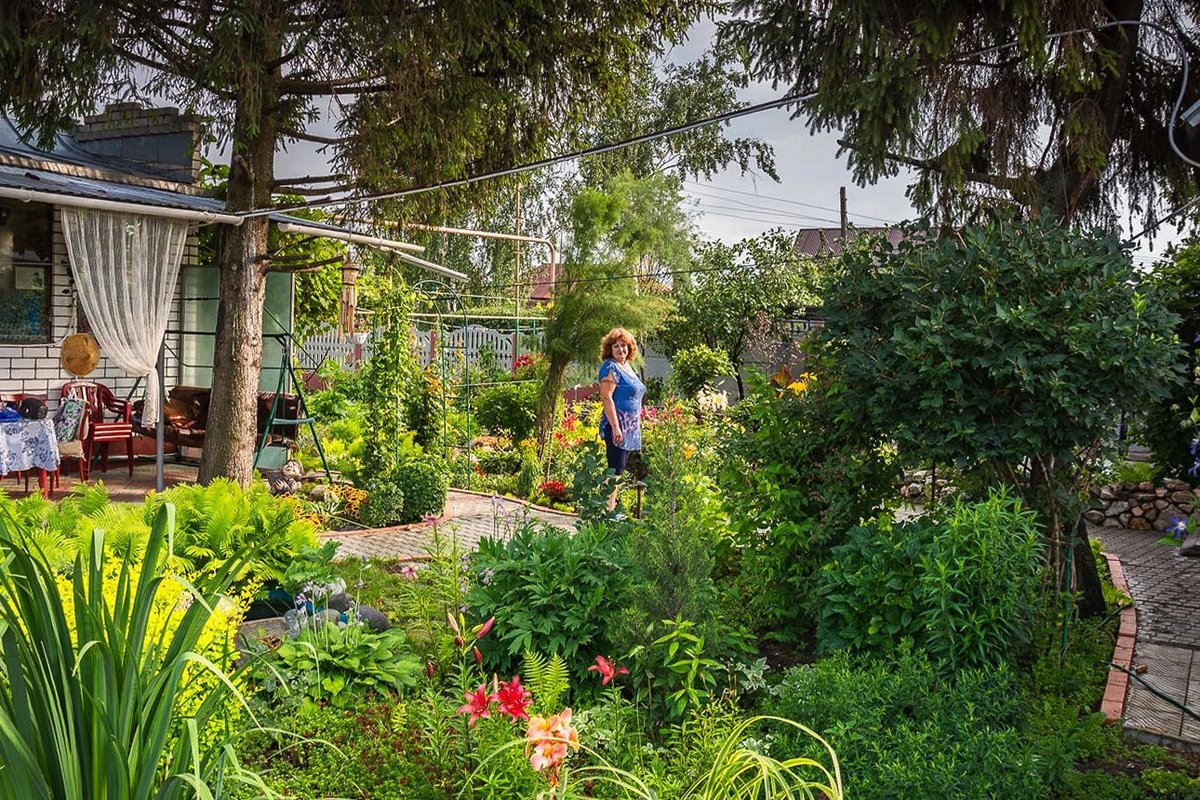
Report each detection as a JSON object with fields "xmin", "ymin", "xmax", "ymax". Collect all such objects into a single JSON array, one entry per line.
[{"xmin": 599, "ymin": 327, "xmax": 638, "ymax": 362}]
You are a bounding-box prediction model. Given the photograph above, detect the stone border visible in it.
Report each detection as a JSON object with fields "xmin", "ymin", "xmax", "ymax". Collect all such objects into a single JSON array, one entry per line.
[{"xmin": 1101, "ymin": 551, "xmax": 1138, "ymax": 723}]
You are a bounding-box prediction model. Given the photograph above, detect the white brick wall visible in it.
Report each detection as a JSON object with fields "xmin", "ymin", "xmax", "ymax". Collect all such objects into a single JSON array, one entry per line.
[{"xmin": 0, "ymin": 206, "xmax": 198, "ymax": 409}]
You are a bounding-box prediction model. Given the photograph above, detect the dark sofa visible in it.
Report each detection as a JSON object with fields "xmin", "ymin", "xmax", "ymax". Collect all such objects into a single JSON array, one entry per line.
[{"xmin": 134, "ymin": 385, "xmax": 303, "ymax": 448}]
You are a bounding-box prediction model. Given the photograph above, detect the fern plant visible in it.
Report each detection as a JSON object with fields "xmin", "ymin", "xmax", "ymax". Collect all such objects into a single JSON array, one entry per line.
[
  {"xmin": 523, "ymin": 650, "xmax": 570, "ymax": 714},
  {"xmin": 145, "ymin": 478, "xmax": 317, "ymax": 583}
]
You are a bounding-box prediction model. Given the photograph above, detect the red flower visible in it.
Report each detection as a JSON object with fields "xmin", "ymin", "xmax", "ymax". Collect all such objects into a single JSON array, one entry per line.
[
  {"xmin": 456, "ymin": 684, "xmax": 495, "ymax": 726},
  {"xmin": 496, "ymin": 675, "xmax": 534, "ymax": 721},
  {"xmin": 587, "ymin": 655, "xmax": 629, "ymax": 685},
  {"xmin": 474, "ymin": 646, "xmax": 484, "ymax": 666}
]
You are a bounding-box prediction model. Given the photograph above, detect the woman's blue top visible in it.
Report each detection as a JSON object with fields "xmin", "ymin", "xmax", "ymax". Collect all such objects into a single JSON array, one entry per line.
[{"xmin": 598, "ymin": 359, "xmax": 646, "ymax": 451}]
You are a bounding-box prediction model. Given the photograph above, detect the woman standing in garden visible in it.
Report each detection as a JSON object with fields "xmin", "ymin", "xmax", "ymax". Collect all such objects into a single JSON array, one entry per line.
[{"xmin": 598, "ymin": 327, "xmax": 646, "ymax": 515}]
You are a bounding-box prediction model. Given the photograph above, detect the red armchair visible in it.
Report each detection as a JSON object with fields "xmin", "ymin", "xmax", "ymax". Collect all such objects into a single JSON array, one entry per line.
[{"xmin": 61, "ymin": 381, "xmax": 134, "ymax": 478}]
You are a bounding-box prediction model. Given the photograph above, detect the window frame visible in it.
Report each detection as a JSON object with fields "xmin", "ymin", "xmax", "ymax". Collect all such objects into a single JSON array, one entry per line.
[{"xmin": 0, "ymin": 200, "xmax": 54, "ymax": 345}]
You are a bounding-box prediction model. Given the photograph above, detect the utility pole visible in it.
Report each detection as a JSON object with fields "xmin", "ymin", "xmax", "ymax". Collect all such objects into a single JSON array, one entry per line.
[
  {"xmin": 513, "ymin": 182, "xmax": 522, "ymax": 369},
  {"xmin": 839, "ymin": 185, "xmax": 848, "ymax": 240}
]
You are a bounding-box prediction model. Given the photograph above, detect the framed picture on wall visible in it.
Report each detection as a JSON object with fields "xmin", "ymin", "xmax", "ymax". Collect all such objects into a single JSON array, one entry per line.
[{"xmin": 14, "ymin": 266, "xmax": 45, "ymax": 291}]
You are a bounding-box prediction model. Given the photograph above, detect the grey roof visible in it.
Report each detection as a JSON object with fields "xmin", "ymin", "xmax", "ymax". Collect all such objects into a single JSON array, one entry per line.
[{"xmin": 0, "ymin": 163, "xmax": 229, "ymax": 215}]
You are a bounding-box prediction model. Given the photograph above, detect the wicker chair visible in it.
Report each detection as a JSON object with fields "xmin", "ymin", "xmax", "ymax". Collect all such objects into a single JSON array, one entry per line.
[
  {"xmin": 60, "ymin": 381, "xmax": 134, "ymax": 477},
  {"xmin": 52, "ymin": 395, "xmax": 90, "ymax": 487}
]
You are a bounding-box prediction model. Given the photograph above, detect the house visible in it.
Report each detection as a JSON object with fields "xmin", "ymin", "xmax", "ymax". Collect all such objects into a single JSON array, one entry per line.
[
  {"xmin": 0, "ymin": 103, "xmax": 460, "ymax": 470},
  {"xmin": 0, "ymin": 104, "xmax": 223, "ymax": 405}
]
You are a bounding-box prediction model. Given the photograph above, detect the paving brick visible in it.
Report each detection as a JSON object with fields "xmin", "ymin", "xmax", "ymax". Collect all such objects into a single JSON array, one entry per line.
[
  {"xmin": 1096, "ymin": 526, "xmax": 1200, "ymax": 747},
  {"xmin": 321, "ymin": 490, "xmax": 578, "ymax": 562}
]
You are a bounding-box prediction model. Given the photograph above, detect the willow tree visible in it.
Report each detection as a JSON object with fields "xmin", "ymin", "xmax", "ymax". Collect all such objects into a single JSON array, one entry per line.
[
  {"xmin": 2, "ymin": 0, "xmax": 705, "ymax": 484},
  {"xmin": 534, "ymin": 172, "xmax": 690, "ymax": 454},
  {"xmin": 721, "ymin": 0, "xmax": 1200, "ymax": 227}
]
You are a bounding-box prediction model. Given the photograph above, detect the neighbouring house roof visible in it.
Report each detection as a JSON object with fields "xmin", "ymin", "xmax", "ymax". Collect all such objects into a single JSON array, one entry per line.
[{"xmin": 793, "ymin": 226, "xmax": 905, "ymax": 257}]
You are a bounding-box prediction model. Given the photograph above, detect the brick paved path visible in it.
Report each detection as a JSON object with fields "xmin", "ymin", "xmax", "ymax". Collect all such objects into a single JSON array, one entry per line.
[
  {"xmin": 321, "ymin": 489, "xmax": 578, "ymax": 561},
  {"xmin": 1094, "ymin": 526, "xmax": 1200, "ymax": 747}
]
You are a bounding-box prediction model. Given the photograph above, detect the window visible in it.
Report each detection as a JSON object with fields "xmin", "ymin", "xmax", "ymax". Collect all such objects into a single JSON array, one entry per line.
[{"xmin": 0, "ymin": 200, "xmax": 52, "ymax": 342}]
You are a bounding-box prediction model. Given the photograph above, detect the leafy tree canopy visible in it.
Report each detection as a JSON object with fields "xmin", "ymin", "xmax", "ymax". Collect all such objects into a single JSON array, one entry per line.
[
  {"xmin": 818, "ymin": 215, "xmax": 1184, "ymax": 480},
  {"xmin": 0, "ymin": 0, "xmax": 710, "ymax": 483},
  {"xmin": 580, "ymin": 50, "xmax": 779, "ymax": 185},
  {"xmin": 658, "ymin": 228, "xmax": 821, "ymax": 396},
  {"xmin": 720, "ymin": 0, "xmax": 1200, "ymax": 228}
]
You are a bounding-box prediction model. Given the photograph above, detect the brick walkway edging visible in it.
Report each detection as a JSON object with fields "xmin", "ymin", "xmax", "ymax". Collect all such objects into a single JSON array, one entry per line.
[{"xmin": 1101, "ymin": 552, "xmax": 1138, "ymax": 722}]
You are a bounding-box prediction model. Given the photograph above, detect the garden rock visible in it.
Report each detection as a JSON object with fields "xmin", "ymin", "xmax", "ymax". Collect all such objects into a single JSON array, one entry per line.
[
  {"xmin": 238, "ymin": 616, "xmax": 288, "ymax": 647},
  {"xmin": 1181, "ymin": 532, "xmax": 1200, "ymax": 557},
  {"xmin": 1092, "ymin": 481, "xmax": 1200, "ymax": 531},
  {"xmin": 327, "ymin": 592, "xmax": 352, "ymax": 612},
  {"xmin": 355, "ymin": 604, "xmax": 390, "ymax": 632}
]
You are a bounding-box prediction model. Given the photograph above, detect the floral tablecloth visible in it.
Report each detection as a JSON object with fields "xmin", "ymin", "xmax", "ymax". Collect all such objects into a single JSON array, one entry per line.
[{"xmin": 0, "ymin": 419, "xmax": 60, "ymax": 474}]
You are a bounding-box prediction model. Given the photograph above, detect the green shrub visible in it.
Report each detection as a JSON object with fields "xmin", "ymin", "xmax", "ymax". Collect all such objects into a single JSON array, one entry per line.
[
  {"xmin": 392, "ymin": 456, "xmax": 450, "ymax": 521},
  {"xmin": 613, "ymin": 409, "xmax": 747, "ymax": 703},
  {"xmin": 816, "ymin": 517, "xmax": 938, "ymax": 653},
  {"xmin": 817, "ymin": 489, "xmax": 1045, "ymax": 669},
  {"xmin": 671, "ymin": 344, "xmax": 733, "ymax": 398},
  {"xmin": 769, "ymin": 648, "xmax": 1043, "ymax": 800},
  {"xmin": 918, "ymin": 489, "xmax": 1045, "ymax": 669},
  {"xmin": 477, "ymin": 447, "xmax": 522, "ymax": 475},
  {"xmin": 515, "ymin": 444, "xmax": 541, "ymax": 499},
  {"xmin": 1136, "ymin": 241, "xmax": 1200, "ymax": 480},
  {"xmin": 474, "ymin": 381, "xmax": 540, "ymax": 442},
  {"xmin": 360, "ymin": 480, "xmax": 406, "ymax": 528},
  {"xmin": 238, "ymin": 696, "xmax": 453, "ymax": 799},
  {"xmin": 467, "ymin": 520, "xmax": 629, "ymax": 682},
  {"xmin": 363, "ymin": 457, "xmax": 451, "ymax": 525},
  {"xmin": 718, "ymin": 372, "xmax": 898, "ymax": 632}
]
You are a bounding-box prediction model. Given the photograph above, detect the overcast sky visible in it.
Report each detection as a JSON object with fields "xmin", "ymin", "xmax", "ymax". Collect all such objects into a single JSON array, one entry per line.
[{"xmin": 264, "ymin": 15, "xmax": 1186, "ymax": 268}]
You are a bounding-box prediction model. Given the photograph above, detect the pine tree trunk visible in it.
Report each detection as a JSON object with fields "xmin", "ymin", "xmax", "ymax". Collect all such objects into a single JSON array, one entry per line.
[
  {"xmin": 198, "ymin": 15, "xmax": 281, "ymax": 486},
  {"xmin": 198, "ymin": 216, "xmax": 268, "ymax": 485}
]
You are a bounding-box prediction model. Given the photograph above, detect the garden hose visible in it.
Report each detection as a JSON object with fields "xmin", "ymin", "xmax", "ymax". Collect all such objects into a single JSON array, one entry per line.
[
  {"xmin": 1059, "ymin": 541, "xmax": 1075, "ymax": 666},
  {"xmin": 1107, "ymin": 661, "xmax": 1200, "ymax": 723}
]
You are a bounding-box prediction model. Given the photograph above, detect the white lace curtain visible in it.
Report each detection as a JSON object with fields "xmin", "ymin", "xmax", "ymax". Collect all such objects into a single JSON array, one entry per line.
[{"xmin": 60, "ymin": 209, "xmax": 188, "ymax": 425}]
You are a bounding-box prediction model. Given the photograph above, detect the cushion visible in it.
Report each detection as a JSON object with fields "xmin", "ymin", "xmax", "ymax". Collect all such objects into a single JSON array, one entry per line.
[{"xmin": 54, "ymin": 398, "xmax": 86, "ymax": 442}]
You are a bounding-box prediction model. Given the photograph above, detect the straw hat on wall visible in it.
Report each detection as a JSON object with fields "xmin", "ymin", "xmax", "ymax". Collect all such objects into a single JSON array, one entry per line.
[{"xmin": 60, "ymin": 333, "xmax": 100, "ymax": 377}]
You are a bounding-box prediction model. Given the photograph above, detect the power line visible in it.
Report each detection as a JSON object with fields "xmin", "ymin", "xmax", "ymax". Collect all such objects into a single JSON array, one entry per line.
[
  {"xmin": 690, "ymin": 193, "xmax": 852, "ymax": 226},
  {"xmin": 694, "ymin": 205, "xmax": 843, "ymax": 228},
  {"xmin": 685, "ymin": 181, "xmax": 901, "ymax": 226},
  {"xmin": 248, "ymin": 91, "xmax": 814, "ymax": 218}
]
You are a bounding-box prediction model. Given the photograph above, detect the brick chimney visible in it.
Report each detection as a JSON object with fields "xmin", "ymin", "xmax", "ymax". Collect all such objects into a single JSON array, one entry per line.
[{"xmin": 76, "ymin": 103, "xmax": 202, "ymax": 183}]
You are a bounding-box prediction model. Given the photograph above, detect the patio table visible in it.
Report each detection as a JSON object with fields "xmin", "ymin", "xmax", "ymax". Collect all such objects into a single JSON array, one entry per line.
[{"xmin": 0, "ymin": 418, "xmax": 58, "ymax": 498}]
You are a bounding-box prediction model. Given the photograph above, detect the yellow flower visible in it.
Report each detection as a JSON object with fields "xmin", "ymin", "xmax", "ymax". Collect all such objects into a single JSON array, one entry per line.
[{"xmin": 683, "ymin": 444, "xmax": 698, "ymax": 460}]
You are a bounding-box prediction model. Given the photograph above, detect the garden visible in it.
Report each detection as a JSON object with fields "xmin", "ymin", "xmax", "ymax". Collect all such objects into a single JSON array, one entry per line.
[{"xmin": 7, "ymin": 215, "xmax": 1200, "ymax": 800}]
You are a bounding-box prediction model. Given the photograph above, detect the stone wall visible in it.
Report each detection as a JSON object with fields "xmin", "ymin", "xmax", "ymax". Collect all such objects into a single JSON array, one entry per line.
[{"xmin": 1085, "ymin": 479, "xmax": 1198, "ymax": 531}]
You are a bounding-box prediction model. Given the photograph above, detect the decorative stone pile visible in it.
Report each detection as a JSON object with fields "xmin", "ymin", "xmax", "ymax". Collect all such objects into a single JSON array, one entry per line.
[
  {"xmin": 898, "ymin": 469, "xmax": 957, "ymax": 502},
  {"xmin": 1084, "ymin": 479, "xmax": 1199, "ymax": 532}
]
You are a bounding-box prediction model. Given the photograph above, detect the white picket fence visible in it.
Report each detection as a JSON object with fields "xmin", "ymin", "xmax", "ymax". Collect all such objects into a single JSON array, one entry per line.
[{"xmin": 298, "ymin": 324, "xmax": 530, "ymax": 371}]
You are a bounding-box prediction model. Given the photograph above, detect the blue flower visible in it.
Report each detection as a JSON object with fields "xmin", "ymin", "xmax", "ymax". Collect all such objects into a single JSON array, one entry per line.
[{"xmin": 1169, "ymin": 516, "xmax": 1190, "ymax": 540}]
